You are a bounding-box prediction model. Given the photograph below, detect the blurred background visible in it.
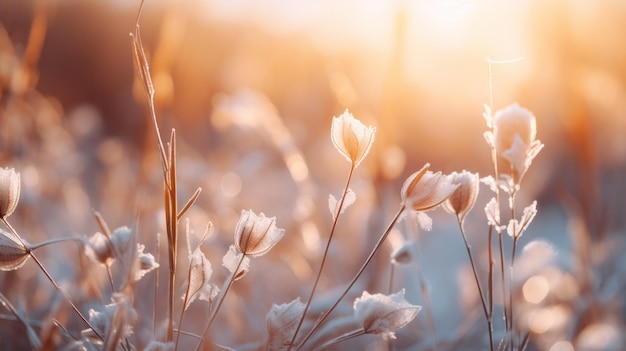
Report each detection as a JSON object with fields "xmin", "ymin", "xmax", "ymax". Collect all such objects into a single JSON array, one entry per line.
[{"xmin": 0, "ymin": 0, "xmax": 625, "ymax": 350}]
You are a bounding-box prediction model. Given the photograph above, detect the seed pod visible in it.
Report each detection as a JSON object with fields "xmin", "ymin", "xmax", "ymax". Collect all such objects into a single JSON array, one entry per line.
[{"xmin": 0, "ymin": 229, "xmax": 29, "ymax": 271}]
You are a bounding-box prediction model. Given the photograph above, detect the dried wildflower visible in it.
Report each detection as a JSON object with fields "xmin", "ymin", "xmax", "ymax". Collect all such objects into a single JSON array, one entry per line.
[
  {"xmin": 266, "ymin": 298, "xmax": 305, "ymax": 350},
  {"xmin": 0, "ymin": 167, "xmax": 20, "ymax": 219},
  {"xmin": 328, "ymin": 188, "xmax": 356, "ymax": 220},
  {"xmin": 493, "ymin": 103, "xmax": 543, "ymax": 179},
  {"xmin": 353, "ymin": 289, "xmax": 421, "ymax": 340},
  {"xmin": 443, "ymin": 171, "xmax": 480, "ymax": 225},
  {"xmin": 234, "ymin": 210, "xmax": 284, "ymax": 257},
  {"xmin": 331, "ymin": 110, "xmax": 376, "ymax": 168},
  {"xmin": 0, "ymin": 228, "xmax": 29, "ymax": 271},
  {"xmin": 401, "ymin": 164, "xmax": 458, "ymax": 212}
]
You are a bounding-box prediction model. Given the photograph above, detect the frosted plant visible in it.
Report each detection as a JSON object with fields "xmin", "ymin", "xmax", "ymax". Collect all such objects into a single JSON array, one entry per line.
[
  {"xmin": 490, "ymin": 103, "xmax": 544, "ymax": 183},
  {"xmin": 85, "ymin": 226, "xmax": 133, "ymax": 265},
  {"xmin": 290, "ymin": 111, "xmax": 376, "ymax": 349},
  {"xmin": 443, "ymin": 171, "xmax": 480, "ymax": 226},
  {"xmin": 234, "ymin": 210, "xmax": 285, "ymax": 257},
  {"xmin": 330, "ymin": 109, "xmax": 376, "ymax": 168},
  {"xmin": 401, "ymin": 163, "xmax": 458, "ymax": 212}
]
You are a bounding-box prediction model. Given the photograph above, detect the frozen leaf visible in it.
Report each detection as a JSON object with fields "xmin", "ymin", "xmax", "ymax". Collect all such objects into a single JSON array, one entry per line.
[
  {"xmin": 353, "ymin": 289, "xmax": 421, "ymax": 340},
  {"xmin": 328, "ymin": 188, "xmax": 356, "ymax": 220},
  {"xmin": 184, "ymin": 248, "xmax": 218, "ymax": 310},
  {"xmin": 222, "ymin": 245, "xmax": 250, "ymax": 281},
  {"xmin": 266, "ymin": 298, "xmax": 305, "ymax": 350},
  {"xmin": 485, "ymin": 197, "xmax": 504, "ymax": 232}
]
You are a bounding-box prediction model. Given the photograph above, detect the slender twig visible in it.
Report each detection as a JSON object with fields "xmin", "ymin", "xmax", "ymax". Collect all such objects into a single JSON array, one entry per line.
[
  {"xmin": 0, "ymin": 292, "xmax": 41, "ymax": 350},
  {"xmin": 295, "ymin": 205, "xmax": 405, "ymax": 350},
  {"xmin": 288, "ymin": 164, "xmax": 356, "ymax": 350}
]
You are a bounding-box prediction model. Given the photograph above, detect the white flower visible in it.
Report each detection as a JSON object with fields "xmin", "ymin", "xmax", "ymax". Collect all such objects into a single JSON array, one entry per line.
[
  {"xmin": 353, "ymin": 289, "xmax": 421, "ymax": 340},
  {"xmin": 401, "ymin": 163, "xmax": 458, "ymax": 212},
  {"xmin": 234, "ymin": 210, "xmax": 284, "ymax": 257},
  {"xmin": 0, "ymin": 167, "xmax": 20, "ymax": 219},
  {"xmin": 443, "ymin": 171, "xmax": 480, "ymax": 225},
  {"xmin": 331, "ymin": 110, "xmax": 376, "ymax": 168}
]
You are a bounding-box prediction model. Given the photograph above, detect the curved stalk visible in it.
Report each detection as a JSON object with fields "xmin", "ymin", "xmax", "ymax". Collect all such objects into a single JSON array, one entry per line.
[
  {"xmin": 288, "ymin": 164, "xmax": 355, "ymax": 350},
  {"xmin": 295, "ymin": 205, "xmax": 405, "ymax": 350},
  {"xmin": 312, "ymin": 328, "xmax": 366, "ymax": 351}
]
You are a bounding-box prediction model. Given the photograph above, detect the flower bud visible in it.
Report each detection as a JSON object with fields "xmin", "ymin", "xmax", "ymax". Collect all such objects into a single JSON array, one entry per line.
[
  {"xmin": 401, "ymin": 164, "xmax": 458, "ymax": 211},
  {"xmin": 353, "ymin": 289, "xmax": 421, "ymax": 340},
  {"xmin": 443, "ymin": 171, "xmax": 480, "ymax": 225},
  {"xmin": 0, "ymin": 168, "xmax": 20, "ymax": 219},
  {"xmin": 0, "ymin": 228, "xmax": 30, "ymax": 271},
  {"xmin": 493, "ymin": 103, "xmax": 543, "ymax": 179},
  {"xmin": 234, "ymin": 210, "xmax": 285, "ymax": 257},
  {"xmin": 331, "ymin": 110, "xmax": 376, "ymax": 168}
]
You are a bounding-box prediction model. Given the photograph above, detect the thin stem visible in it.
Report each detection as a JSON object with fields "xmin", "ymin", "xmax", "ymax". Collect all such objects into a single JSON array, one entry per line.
[
  {"xmin": 1, "ymin": 219, "xmax": 104, "ymax": 341},
  {"xmin": 27, "ymin": 237, "xmax": 83, "ymax": 251},
  {"xmin": 195, "ymin": 252, "xmax": 246, "ymax": 351},
  {"xmin": 508, "ymin": 189, "xmax": 518, "ymax": 350},
  {"xmin": 312, "ymin": 328, "xmax": 366, "ymax": 351},
  {"xmin": 415, "ymin": 246, "xmax": 437, "ymax": 350},
  {"xmin": 0, "ymin": 292, "xmax": 41, "ymax": 349},
  {"xmin": 106, "ymin": 264, "xmax": 116, "ymax": 293},
  {"xmin": 456, "ymin": 218, "xmax": 493, "ymax": 351},
  {"xmin": 295, "ymin": 205, "xmax": 406, "ymax": 351},
  {"xmin": 288, "ymin": 164, "xmax": 356, "ymax": 350},
  {"xmin": 487, "ymin": 225, "xmax": 494, "ymax": 329},
  {"xmin": 153, "ymin": 232, "xmax": 161, "ymax": 336},
  {"xmin": 175, "ymin": 253, "xmax": 196, "ymax": 350},
  {"xmin": 498, "ymin": 230, "xmax": 510, "ymax": 343}
]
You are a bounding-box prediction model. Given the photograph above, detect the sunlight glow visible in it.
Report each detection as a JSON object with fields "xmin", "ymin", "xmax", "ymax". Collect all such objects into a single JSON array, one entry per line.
[{"xmin": 523, "ymin": 275, "xmax": 550, "ymax": 304}]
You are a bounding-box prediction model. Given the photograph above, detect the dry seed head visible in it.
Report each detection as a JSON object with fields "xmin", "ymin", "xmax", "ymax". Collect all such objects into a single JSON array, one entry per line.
[
  {"xmin": 443, "ymin": 171, "xmax": 480, "ymax": 225},
  {"xmin": 234, "ymin": 210, "xmax": 284, "ymax": 257},
  {"xmin": 331, "ymin": 110, "xmax": 376, "ymax": 168},
  {"xmin": 0, "ymin": 228, "xmax": 29, "ymax": 271},
  {"xmin": 401, "ymin": 164, "xmax": 458, "ymax": 212},
  {"xmin": 0, "ymin": 168, "xmax": 20, "ymax": 219}
]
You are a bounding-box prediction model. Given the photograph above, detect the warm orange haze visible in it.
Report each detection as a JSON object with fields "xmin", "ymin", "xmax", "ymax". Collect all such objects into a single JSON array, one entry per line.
[{"xmin": 0, "ymin": 1, "xmax": 624, "ymax": 350}]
